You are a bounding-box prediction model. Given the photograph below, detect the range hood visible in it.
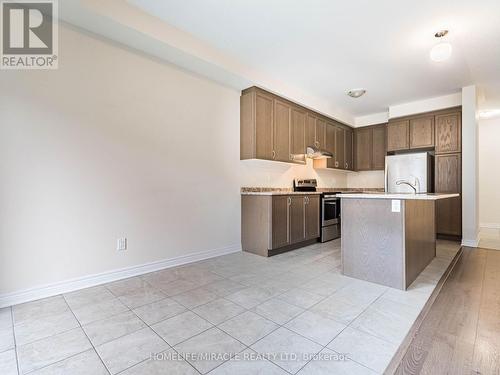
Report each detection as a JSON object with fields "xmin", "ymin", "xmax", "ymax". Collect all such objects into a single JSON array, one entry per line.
[{"xmin": 306, "ymin": 145, "xmax": 333, "ymax": 159}]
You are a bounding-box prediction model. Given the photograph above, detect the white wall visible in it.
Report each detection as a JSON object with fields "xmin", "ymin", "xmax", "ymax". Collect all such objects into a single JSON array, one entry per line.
[
  {"xmin": 0, "ymin": 25, "xmax": 348, "ymax": 298},
  {"xmin": 479, "ymin": 117, "xmax": 500, "ymax": 229},
  {"xmin": 389, "ymin": 92, "xmax": 462, "ymax": 118},
  {"xmin": 461, "ymin": 85, "xmax": 480, "ymax": 247}
]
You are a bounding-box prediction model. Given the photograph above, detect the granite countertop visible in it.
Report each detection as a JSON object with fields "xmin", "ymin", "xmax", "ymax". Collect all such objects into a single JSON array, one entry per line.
[
  {"xmin": 241, "ymin": 187, "xmax": 384, "ymax": 196},
  {"xmin": 337, "ymin": 192, "xmax": 460, "ymax": 200}
]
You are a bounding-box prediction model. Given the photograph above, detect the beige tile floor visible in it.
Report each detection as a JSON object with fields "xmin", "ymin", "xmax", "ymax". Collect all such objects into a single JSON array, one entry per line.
[{"xmin": 0, "ymin": 239, "xmax": 460, "ymax": 375}]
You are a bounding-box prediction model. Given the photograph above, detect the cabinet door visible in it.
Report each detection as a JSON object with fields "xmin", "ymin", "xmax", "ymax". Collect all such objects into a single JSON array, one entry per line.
[
  {"xmin": 372, "ymin": 125, "xmax": 386, "ymax": 170},
  {"xmin": 273, "ymin": 99, "xmax": 291, "ymax": 162},
  {"xmin": 305, "ymin": 113, "xmax": 316, "ymax": 149},
  {"xmin": 435, "ymin": 112, "xmax": 461, "ymax": 154},
  {"xmin": 271, "ymin": 196, "xmax": 289, "ymax": 249},
  {"xmin": 436, "ymin": 197, "xmax": 462, "ymax": 236},
  {"xmin": 254, "ymin": 92, "xmax": 274, "ymax": 160},
  {"xmin": 435, "ymin": 153, "xmax": 462, "ymax": 236},
  {"xmin": 410, "ymin": 116, "xmax": 434, "ymax": 149},
  {"xmin": 289, "ymin": 196, "xmax": 306, "ymax": 244},
  {"xmin": 345, "ymin": 128, "xmax": 353, "ymax": 170},
  {"xmin": 325, "ymin": 123, "xmax": 336, "ymax": 169},
  {"xmin": 305, "ymin": 196, "xmax": 320, "ymax": 239},
  {"xmin": 435, "ymin": 154, "xmax": 461, "ymax": 193},
  {"xmin": 316, "ymin": 119, "xmax": 326, "ymax": 149},
  {"xmin": 387, "ymin": 120, "xmax": 410, "ymax": 151},
  {"xmin": 355, "ymin": 127, "xmax": 372, "ymax": 171},
  {"xmin": 290, "ymin": 107, "xmax": 306, "ymax": 163},
  {"xmin": 335, "ymin": 126, "xmax": 345, "ymax": 169}
]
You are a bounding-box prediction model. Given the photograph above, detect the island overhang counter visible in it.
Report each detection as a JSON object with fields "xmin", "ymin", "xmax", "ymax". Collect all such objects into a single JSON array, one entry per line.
[{"xmin": 337, "ymin": 193, "xmax": 459, "ymax": 290}]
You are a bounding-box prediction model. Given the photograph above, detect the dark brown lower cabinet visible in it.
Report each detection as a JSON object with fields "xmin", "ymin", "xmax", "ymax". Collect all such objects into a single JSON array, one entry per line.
[
  {"xmin": 436, "ymin": 197, "xmax": 462, "ymax": 236},
  {"xmin": 271, "ymin": 196, "xmax": 289, "ymax": 249},
  {"xmin": 305, "ymin": 196, "xmax": 320, "ymax": 239},
  {"xmin": 290, "ymin": 196, "xmax": 306, "ymax": 244},
  {"xmin": 241, "ymin": 194, "xmax": 320, "ymax": 257},
  {"xmin": 435, "ymin": 153, "xmax": 462, "ymax": 237}
]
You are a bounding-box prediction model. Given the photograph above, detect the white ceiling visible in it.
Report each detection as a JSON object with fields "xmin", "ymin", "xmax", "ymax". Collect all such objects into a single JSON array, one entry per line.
[{"xmin": 62, "ymin": 0, "xmax": 500, "ymax": 118}]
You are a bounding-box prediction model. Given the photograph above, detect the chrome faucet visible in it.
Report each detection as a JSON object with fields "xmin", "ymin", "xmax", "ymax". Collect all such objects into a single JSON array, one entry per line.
[{"xmin": 396, "ymin": 180, "xmax": 417, "ymax": 194}]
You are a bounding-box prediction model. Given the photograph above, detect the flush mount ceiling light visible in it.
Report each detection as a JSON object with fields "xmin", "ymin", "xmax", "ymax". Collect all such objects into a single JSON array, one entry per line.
[
  {"xmin": 430, "ymin": 30, "xmax": 452, "ymax": 62},
  {"xmin": 479, "ymin": 109, "xmax": 500, "ymax": 119},
  {"xmin": 347, "ymin": 89, "xmax": 366, "ymax": 98}
]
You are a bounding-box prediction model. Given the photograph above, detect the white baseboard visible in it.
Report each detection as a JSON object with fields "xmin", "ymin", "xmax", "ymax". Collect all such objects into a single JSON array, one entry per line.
[
  {"xmin": 480, "ymin": 223, "xmax": 500, "ymax": 230},
  {"xmin": 0, "ymin": 244, "xmax": 241, "ymax": 309},
  {"xmin": 461, "ymin": 238, "xmax": 480, "ymax": 248}
]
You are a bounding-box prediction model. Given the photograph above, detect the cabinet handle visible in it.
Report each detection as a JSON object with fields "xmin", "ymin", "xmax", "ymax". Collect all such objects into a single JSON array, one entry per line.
[
  {"xmin": 345, "ymin": 162, "xmax": 348, "ymax": 169},
  {"xmin": 287, "ymin": 197, "xmax": 291, "ymax": 205},
  {"xmin": 290, "ymin": 154, "xmax": 293, "ymax": 160},
  {"xmin": 272, "ymin": 150, "xmax": 276, "ymax": 159},
  {"xmin": 335, "ymin": 161, "xmax": 339, "ymax": 167}
]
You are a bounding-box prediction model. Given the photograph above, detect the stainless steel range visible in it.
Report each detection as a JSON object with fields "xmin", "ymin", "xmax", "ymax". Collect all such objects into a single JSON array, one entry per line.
[{"xmin": 321, "ymin": 192, "xmax": 342, "ymax": 242}]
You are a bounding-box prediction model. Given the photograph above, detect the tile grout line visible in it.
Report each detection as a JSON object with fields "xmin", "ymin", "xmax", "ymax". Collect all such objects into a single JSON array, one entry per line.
[
  {"xmin": 10, "ymin": 307, "xmax": 20, "ymax": 375},
  {"xmin": 61, "ymin": 294, "xmax": 112, "ymax": 375}
]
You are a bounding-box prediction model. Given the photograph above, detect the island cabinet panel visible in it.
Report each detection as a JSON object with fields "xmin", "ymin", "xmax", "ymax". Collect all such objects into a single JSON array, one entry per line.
[
  {"xmin": 271, "ymin": 196, "xmax": 290, "ymax": 249},
  {"xmin": 345, "ymin": 128, "xmax": 353, "ymax": 170},
  {"xmin": 435, "ymin": 153, "xmax": 462, "ymax": 236},
  {"xmin": 305, "ymin": 196, "xmax": 320, "ymax": 239},
  {"xmin": 290, "ymin": 106, "xmax": 306, "ymax": 163},
  {"xmin": 387, "ymin": 120, "xmax": 410, "ymax": 151},
  {"xmin": 410, "ymin": 116, "xmax": 435, "ymax": 149},
  {"xmin": 334, "ymin": 126, "xmax": 345, "ymax": 169},
  {"xmin": 435, "ymin": 112, "xmax": 461, "ymax": 154},
  {"xmin": 372, "ymin": 125, "xmax": 387, "ymax": 170},
  {"xmin": 274, "ymin": 99, "xmax": 291, "ymax": 162},
  {"xmin": 289, "ymin": 196, "xmax": 306, "ymax": 244}
]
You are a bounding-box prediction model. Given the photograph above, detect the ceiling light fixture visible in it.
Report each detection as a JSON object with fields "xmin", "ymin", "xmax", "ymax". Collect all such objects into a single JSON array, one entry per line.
[
  {"xmin": 347, "ymin": 89, "xmax": 366, "ymax": 98},
  {"xmin": 479, "ymin": 109, "xmax": 500, "ymax": 119},
  {"xmin": 430, "ymin": 30, "xmax": 452, "ymax": 62}
]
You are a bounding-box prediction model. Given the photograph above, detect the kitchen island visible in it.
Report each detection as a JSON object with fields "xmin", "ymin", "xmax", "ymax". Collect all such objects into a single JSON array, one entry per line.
[{"xmin": 338, "ymin": 193, "xmax": 459, "ymax": 290}]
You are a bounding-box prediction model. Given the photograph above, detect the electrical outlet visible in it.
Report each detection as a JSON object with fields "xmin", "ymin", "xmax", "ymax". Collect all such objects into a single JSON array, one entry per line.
[{"xmin": 117, "ymin": 237, "xmax": 127, "ymax": 251}]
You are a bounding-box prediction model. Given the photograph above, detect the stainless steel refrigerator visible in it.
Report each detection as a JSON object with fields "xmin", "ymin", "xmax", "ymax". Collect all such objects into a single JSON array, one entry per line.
[{"xmin": 385, "ymin": 152, "xmax": 434, "ymax": 193}]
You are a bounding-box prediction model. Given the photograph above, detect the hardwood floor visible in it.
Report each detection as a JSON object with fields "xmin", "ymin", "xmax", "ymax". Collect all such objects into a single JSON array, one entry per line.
[{"xmin": 393, "ymin": 247, "xmax": 500, "ymax": 375}]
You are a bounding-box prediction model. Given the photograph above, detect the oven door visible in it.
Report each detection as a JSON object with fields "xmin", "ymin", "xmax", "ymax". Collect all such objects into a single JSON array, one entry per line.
[{"xmin": 322, "ymin": 198, "xmax": 340, "ymax": 226}]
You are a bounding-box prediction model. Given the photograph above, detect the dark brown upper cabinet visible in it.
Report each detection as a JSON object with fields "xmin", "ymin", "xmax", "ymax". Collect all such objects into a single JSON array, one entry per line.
[
  {"xmin": 354, "ymin": 127, "xmax": 372, "ymax": 171},
  {"xmin": 387, "ymin": 120, "xmax": 410, "ymax": 152},
  {"xmin": 435, "ymin": 112, "xmax": 461, "ymax": 154},
  {"xmin": 325, "ymin": 122, "xmax": 337, "ymax": 169},
  {"xmin": 354, "ymin": 124, "xmax": 387, "ymax": 171},
  {"xmin": 409, "ymin": 116, "xmax": 434, "ymax": 149},
  {"xmin": 334, "ymin": 126, "xmax": 345, "ymax": 170},
  {"xmin": 345, "ymin": 128, "xmax": 353, "ymax": 170},
  {"xmin": 274, "ymin": 99, "xmax": 291, "ymax": 162},
  {"xmin": 372, "ymin": 125, "xmax": 387, "ymax": 170},
  {"xmin": 241, "ymin": 87, "xmax": 354, "ymax": 166},
  {"xmin": 290, "ymin": 106, "xmax": 306, "ymax": 164}
]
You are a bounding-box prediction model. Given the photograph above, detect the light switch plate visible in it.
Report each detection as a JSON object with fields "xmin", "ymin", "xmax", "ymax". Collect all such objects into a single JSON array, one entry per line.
[{"xmin": 391, "ymin": 200, "xmax": 401, "ymax": 213}]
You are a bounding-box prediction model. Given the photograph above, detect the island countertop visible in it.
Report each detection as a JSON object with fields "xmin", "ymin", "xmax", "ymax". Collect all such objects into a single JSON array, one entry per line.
[{"xmin": 337, "ymin": 193, "xmax": 460, "ymax": 200}]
